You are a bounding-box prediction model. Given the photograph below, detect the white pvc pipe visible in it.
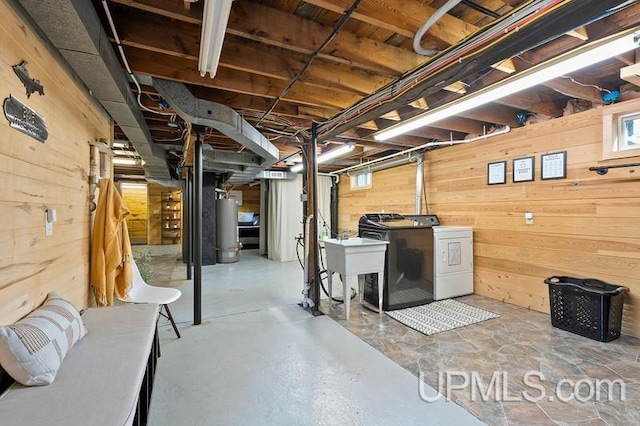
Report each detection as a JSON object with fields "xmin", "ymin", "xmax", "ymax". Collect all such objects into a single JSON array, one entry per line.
[
  {"xmin": 302, "ymin": 214, "xmax": 314, "ymax": 308},
  {"xmin": 415, "ymin": 154, "xmax": 424, "ymax": 214},
  {"xmin": 414, "ymin": 0, "xmax": 462, "ymax": 56},
  {"xmin": 334, "ymin": 126, "xmax": 511, "ymax": 175}
]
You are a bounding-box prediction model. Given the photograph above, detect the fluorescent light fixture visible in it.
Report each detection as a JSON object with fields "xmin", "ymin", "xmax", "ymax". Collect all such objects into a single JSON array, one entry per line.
[
  {"xmin": 113, "ymin": 157, "xmax": 140, "ymax": 165},
  {"xmin": 198, "ymin": 0, "xmax": 233, "ymax": 78},
  {"xmin": 120, "ymin": 182, "xmax": 148, "ymax": 190},
  {"xmin": 112, "ymin": 141, "xmax": 128, "ymax": 148},
  {"xmin": 291, "ymin": 143, "xmax": 355, "ymax": 172},
  {"xmin": 375, "ymin": 30, "xmax": 640, "ymax": 141}
]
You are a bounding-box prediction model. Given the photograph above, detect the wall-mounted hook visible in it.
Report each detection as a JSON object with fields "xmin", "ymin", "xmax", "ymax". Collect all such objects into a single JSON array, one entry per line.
[{"xmin": 88, "ymin": 139, "xmax": 112, "ymax": 212}]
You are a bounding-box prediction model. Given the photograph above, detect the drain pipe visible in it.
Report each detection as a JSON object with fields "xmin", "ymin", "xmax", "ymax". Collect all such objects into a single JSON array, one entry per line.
[
  {"xmin": 415, "ymin": 154, "xmax": 424, "ymax": 214},
  {"xmin": 302, "ymin": 214, "xmax": 315, "ymax": 309},
  {"xmin": 330, "ymin": 177, "xmax": 339, "ymax": 238}
]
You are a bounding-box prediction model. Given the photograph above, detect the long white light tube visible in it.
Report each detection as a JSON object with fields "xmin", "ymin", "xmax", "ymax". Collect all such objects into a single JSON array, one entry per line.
[
  {"xmin": 375, "ymin": 30, "xmax": 640, "ymax": 141},
  {"xmin": 113, "ymin": 157, "xmax": 140, "ymax": 165},
  {"xmin": 198, "ymin": 0, "xmax": 233, "ymax": 78},
  {"xmin": 291, "ymin": 143, "xmax": 355, "ymax": 172}
]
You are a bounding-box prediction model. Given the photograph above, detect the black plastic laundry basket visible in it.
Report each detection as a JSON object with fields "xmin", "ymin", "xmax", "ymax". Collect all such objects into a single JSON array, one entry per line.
[{"xmin": 544, "ymin": 276, "xmax": 629, "ymax": 342}]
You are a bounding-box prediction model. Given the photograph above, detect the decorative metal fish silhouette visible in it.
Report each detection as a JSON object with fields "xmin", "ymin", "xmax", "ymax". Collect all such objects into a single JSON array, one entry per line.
[{"xmin": 12, "ymin": 60, "xmax": 44, "ymax": 98}]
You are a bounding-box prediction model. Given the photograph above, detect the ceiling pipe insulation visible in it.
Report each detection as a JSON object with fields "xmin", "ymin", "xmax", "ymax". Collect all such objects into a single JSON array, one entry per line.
[{"xmin": 15, "ymin": 0, "xmax": 173, "ymax": 184}]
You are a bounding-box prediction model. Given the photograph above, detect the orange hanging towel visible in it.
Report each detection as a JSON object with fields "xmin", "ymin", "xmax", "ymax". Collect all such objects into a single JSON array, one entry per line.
[{"xmin": 90, "ymin": 179, "xmax": 133, "ymax": 306}]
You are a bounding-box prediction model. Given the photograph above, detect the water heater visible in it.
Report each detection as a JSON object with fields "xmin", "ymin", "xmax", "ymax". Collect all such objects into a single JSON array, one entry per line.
[{"xmin": 216, "ymin": 198, "xmax": 239, "ymax": 263}]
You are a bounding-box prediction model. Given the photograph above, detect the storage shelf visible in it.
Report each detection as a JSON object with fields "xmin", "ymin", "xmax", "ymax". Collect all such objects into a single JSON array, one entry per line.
[{"xmin": 161, "ymin": 191, "xmax": 182, "ymax": 244}]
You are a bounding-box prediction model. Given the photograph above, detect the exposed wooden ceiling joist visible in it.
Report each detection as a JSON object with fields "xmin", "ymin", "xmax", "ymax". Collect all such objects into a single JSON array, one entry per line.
[{"xmin": 101, "ymin": 0, "xmax": 640, "ymax": 177}]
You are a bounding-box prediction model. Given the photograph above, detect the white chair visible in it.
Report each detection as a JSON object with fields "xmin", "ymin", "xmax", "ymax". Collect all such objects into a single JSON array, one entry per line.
[{"xmin": 117, "ymin": 260, "xmax": 182, "ymax": 338}]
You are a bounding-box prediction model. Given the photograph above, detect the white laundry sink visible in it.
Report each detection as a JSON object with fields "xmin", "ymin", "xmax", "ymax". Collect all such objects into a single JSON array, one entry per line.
[
  {"xmin": 324, "ymin": 237, "xmax": 388, "ymax": 246},
  {"xmin": 323, "ymin": 238, "xmax": 388, "ymax": 276}
]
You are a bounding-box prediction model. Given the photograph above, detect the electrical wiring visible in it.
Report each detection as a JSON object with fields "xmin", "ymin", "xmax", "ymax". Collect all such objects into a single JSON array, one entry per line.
[
  {"xmin": 101, "ymin": 0, "xmax": 175, "ymax": 118},
  {"xmin": 152, "ymin": 137, "xmax": 184, "ymax": 142},
  {"xmin": 560, "ymin": 75, "xmax": 611, "ymax": 93},
  {"xmin": 370, "ymin": 0, "xmax": 625, "ymax": 130},
  {"xmin": 516, "ymin": 54, "xmax": 612, "ymax": 95},
  {"xmin": 239, "ymin": 110, "xmax": 311, "ymax": 140},
  {"xmin": 240, "ymin": 109, "xmax": 297, "ymax": 127},
  {"xmin": 334, "ymin": 125, "xmax": 509, "ymax": 175},
  {"xmin": 295, "ymin": 237, "xmax": 355, "ymax": 304},
  {"xmin": 257, "ymin": 0, "xmax": 364, "ymax": 127},
  {"xmin": 178, "ymin": 121, "xmax": 192, "ymax": 167},
  {"xmin": 316, "ymin": 208, "xmax": 333, "ymax": 237},
  {"xmin": 317, "ymin": 0, "xmax": 574, "ymax": 138},
  {"xmin": 374, "ymin": 55, "xmax": 502, "ymax": 125},
  {"xmin": 104, "ymin": 0, "xmax": 316, "ymax": 152},
  {"xmin": 422, "ymin": 162, "xmax": 430, "ymax": 214}
]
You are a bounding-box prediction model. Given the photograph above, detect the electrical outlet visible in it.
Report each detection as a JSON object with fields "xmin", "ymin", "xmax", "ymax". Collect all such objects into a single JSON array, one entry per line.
[
  {"xmin": 45, "ymin": 208, "xmax": 56, "ymax": 236},
  {"xmin": 525, "ymin": 211, "xmax": 534, "ymax": 225},
  {"xmin": 45, "ymin": 219, "xmax": 53, "ymax": 236}
]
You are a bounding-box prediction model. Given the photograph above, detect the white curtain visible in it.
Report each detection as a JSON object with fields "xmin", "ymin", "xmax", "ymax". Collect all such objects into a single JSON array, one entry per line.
[
  {"xmin": 259, "ymin": 181, "xmax": 267, "ymax": 255},
  {"xmin": 266, "ymin": 175, "xmax": 333, "ymax": 262},
  {"xmin": 317, "ymin": 175, "xmax": 332, "ymax": 236},
  {"xmin": 267, "ymin": 175, "xmax": 303, "ymax": 262}
]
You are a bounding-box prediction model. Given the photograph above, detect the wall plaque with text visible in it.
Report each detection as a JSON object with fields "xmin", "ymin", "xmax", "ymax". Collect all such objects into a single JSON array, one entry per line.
[{"xmin": 3, "ymin": 95, "xmax": 48, "ymax": 142}]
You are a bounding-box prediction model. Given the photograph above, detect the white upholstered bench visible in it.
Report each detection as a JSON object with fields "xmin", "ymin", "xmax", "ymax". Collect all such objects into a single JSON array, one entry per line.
[{"xmin": 0, "ymin": 304, "xmax": 159, "ymax": 426}]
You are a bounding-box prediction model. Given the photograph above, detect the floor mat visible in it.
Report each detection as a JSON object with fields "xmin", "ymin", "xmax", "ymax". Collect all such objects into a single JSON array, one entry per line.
[{"xmin": 386, "ymin": 299, "xmax": 499, "ymax": 336}]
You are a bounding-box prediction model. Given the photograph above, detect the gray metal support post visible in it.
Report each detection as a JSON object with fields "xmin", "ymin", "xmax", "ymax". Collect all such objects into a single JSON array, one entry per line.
[
  {"xmin": 194, "ymin": 135, "xmax": 203, "ymax": 325},
  {"xmin": 186, "ymin": 168, "xmax": 193, "ymax": 280},
  {"xmin": 310, "ymin": 122, "xmax": 321, "ymax": 311},
  {"xmin": 330, "ymin": 176, "xmax": 338, "ymax": 238}
]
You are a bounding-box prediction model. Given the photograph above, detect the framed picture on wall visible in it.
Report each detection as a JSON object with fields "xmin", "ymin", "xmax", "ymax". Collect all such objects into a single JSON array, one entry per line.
[
  {"xmin": 541, "ymin": 151, "xmax": 567, "ymax": 180},
  {"xmin": 513, "ymin": 156, "xmax": 535, "ymax": 183},
  {"xmin": 487, "ymin": 161, "xmax": 507, "ymax": 185}
]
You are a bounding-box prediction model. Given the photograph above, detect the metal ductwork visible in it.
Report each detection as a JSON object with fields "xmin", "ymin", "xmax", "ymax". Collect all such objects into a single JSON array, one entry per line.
[
  {"xmin": 255, "ymin": 171, "xmax": 298, "ymax": 180},
  {"xmin": 153, "ymin": 78, "xmax": 280, "ymax": 185},
  {"xmin": 16, "ymin": 0, "xmax": 171, "ymax": 182}
]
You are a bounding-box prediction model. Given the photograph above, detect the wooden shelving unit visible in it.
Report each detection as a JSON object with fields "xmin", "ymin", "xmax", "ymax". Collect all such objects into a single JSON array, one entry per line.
[{"xmin": 161, "ymin": 191, "xmax": 182, "ymax": 245}]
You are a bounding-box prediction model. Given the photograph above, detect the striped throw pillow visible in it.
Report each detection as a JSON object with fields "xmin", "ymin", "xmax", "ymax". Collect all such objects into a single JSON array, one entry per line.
[{"xmin": 0, "ymin": 292, "xmax": 87, "ymax": 386}]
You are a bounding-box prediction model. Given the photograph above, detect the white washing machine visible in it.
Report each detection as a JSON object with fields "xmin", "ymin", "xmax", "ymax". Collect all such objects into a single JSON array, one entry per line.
[{"xmin": 433, "ymin": 226, "xmax": 473, "ymax": 300}]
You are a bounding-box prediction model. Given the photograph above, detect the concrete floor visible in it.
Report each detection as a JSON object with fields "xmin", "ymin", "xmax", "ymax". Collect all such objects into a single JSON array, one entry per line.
[{"xmin": 146, "ymin": 249, "xmax": 483, "ymax": 425}]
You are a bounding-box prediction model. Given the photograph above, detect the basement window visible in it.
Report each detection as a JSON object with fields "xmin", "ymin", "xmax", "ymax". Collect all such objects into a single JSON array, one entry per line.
[
  {"xmin": 350, "ymin": 171, "xmax": 372, "ymax": 189},
  {"xmin": 602, "ymin": 98, "xmax": 640, "ymax": 160},
  {"xmin": 618, "ymin": 113, "xmax": 640, "ymax": 151}
]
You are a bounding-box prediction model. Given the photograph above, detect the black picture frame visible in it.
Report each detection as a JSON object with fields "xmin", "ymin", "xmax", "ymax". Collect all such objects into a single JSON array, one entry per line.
[
  {"xmin": 541, "ymin": 151, "xmax": 567, "ymax": 180},
  {"xmin": 487, "ymin": 161, "xmax": 507, "ymax": 185},
  {"xmin": 513, "ymin": 156, "xmax": 535, "ymax": 183}
]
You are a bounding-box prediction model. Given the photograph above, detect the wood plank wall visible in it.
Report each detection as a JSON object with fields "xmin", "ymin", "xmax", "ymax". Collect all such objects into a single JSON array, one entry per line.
[
  {"xmin": 234, "ymin": 184, "xmax": 260, "ymax": 214},
  {"xmin": 0, "ymin": 2, "xmax": 111, "ymax": 324},
  {"xmin": 339, "ymin": 106, "xmax": 640, "ymax": 338},
  {"xmin": 160, "ymin": 189, "xmax": 182, "ymax": 244},
  {"xmin": 338, "ymin": 164, "xmax": 423, "ymax": 235},
  {"xmin": 121, "ymin": 186, "xmax": 148, "ymax": 245},
  {"xmin": 147, "ymin": 184, "xmax": 165, "ymax": 245}
]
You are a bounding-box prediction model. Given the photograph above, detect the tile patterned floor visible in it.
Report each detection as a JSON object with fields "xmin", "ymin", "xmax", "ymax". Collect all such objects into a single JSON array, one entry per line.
[
  {"xmin": 132, "ymin": 244, "xmax": 187, "ymax": 287},
  {"xmin": 322, "ymin": 295, "xmax": 640, "ymax": 425}
]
